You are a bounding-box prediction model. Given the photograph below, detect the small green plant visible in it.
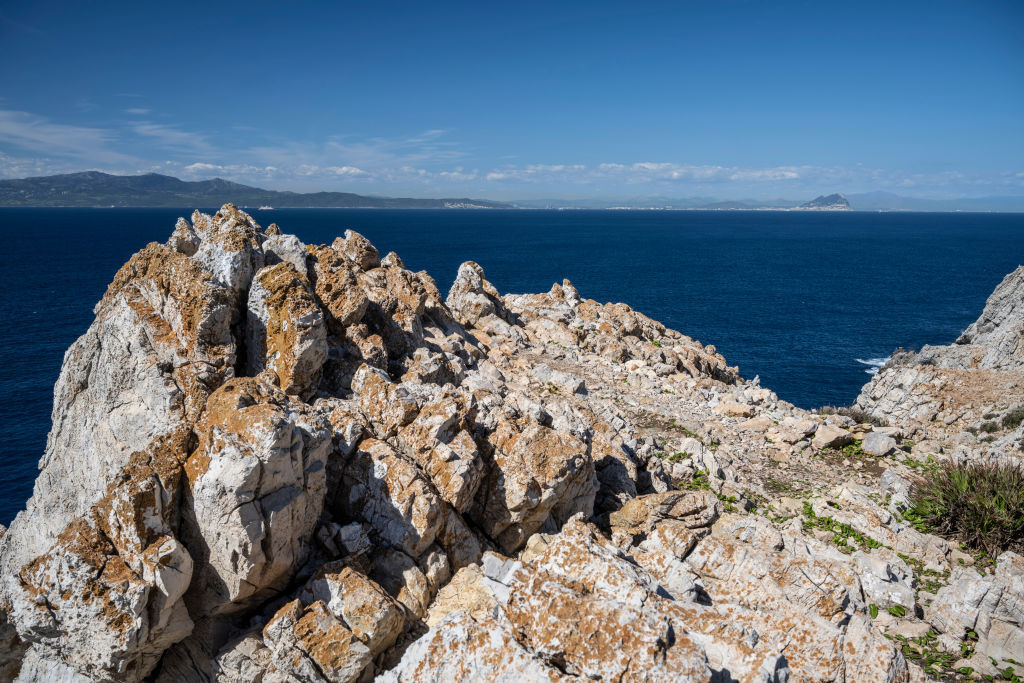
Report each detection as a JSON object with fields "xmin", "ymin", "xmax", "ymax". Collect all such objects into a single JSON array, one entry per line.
[
  {"xmin": 1003, "ymin": 407, "xmax": 1024, "ymax": 430},
  {"xmin": 679, "ymin": 469, "xmax": 711, "ymax": 492},
  {"xmin": 650, "ymin": 339, "xmax": 662, "ymax": 348},
  {"xmin": 907, "ymin": 460, "xmax": 1024, "ymax": 556},
  {"xmin": 869, "ymin": 604, "xmax": 879, "ymax": 618},
  {"xmin": 981, "ymin": 421, "xmax": 1000, "ymax": 433},
  {"xmin": 801, "ymin": 502, "xmax": 883, "ymax": 552},
  {"xmin": 655, "ymin": 451, "xmax": 689, "ymax": 463},
  {"xmin": 887, "ymin": 605, "xmax": 906, "ymax": 618}
]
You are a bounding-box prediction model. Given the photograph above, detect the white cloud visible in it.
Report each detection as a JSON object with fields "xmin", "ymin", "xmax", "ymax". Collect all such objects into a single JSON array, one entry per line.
[
  {"xmin": 1, "ymin": 107, "xmax": 1022, "ymax": 198},
  {"xmin": 0, "ymin": 109, "xmax": 137, "ymax": 165},
  {"xmin": 130, "ymin": 122, "xmax": 210, "ymax": 154}
]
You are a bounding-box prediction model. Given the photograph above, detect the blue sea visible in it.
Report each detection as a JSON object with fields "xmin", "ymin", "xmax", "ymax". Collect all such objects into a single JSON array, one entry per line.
[{"xmin": 1, "ymin": 208, "xmax": 1023, "ymax": 524}]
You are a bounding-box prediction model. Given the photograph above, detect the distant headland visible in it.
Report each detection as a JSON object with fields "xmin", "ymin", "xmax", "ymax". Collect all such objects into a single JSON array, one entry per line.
[{"xmin": 2, "ymin": 171, "xmax": 1024, "ymax": 211}]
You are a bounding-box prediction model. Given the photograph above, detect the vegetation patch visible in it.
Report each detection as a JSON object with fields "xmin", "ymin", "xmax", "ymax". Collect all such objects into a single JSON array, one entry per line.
[
  {"xmin": 1002, "ymin": 406, "xmax": 1024, "ymax": 430},
  {"xmin": 654, "ymin": 451, "xmax": 688, "ymax": 464},
  {"xmin": 678, "ymin": 471, "xmax": 740, "ymax": 512},
  {"xmin": 801, "ymin": 502, "xmax": 883, "ymax": 553},
  {"xmin": 818, "ymin": 405, "xmax": 888, "ymax": 427},
  {"xmin": 905, "ymin": 460, "xmax": 1024, "ymax": 556}
]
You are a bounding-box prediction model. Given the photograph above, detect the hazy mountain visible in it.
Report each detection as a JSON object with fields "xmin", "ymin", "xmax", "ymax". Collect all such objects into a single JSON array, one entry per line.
[
  {"xmin": 846, "ymin": 192, "xmax": 1024, "ymax": 212},
  {"xmin": 798, "ymin": 193, "xmax": 851, "ymax": 210},
  {"xmin": 0, "ymin": 172, "xmax": 510, "ymax": 208}
]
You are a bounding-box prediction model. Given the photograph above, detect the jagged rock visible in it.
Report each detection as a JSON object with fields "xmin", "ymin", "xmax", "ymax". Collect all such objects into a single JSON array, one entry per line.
[
  {"xmin": 853, "ymin": 549, "xmax": 916, "ymax": 611},
  {"xmin": 955, "ymin": 266, "xmax": 1024, "ymax": 369},
  {"xmin": 927, "ymin": 551, "xmax": 1024, "ymax": 675},
  {"xmin": 262, "ymin": 233, "xmax": 309, "ymax": 276},
  {"xmin": 1, "ymin": 239, "xmax": 236, "ymax": 574},
  {"xmin": 857, "ymin": 266, "xmax": 1024, "ymax": 432},
  {"xmin": 334, "ymin": 438, "xmax": 444, "ymax": 559},
  {"xmin": 396, "ymin": 392, "xmax": 484, "ymax": 513},
  {"xmin": 473, "ymin": 419, "xmax": 597, "ymax": 553},
  {"xmin": 183, "ymin": 377, "xmax": 330, "ymax": 615},
  {"xmin": 5, "ymin": 208, "xmax": 1004, "ymax": 681},
  {"xmin": 336, "ymin": 229, "xmax": 380, "ymax": 270},
  {"xmin": 446, "ymin": 261, "xmax": 507, "ymax": 329},
  {"xmin": 8, "ymin": 431, "xmax": 195, "ymax": 681},
  {"xmin": 379, "ymin": 610, "xmax": 568, "ymax": 682},
  {"xmin": 298, "ymin": 562, "xmax": 405, "ymax": 656},
  {"xmin": 262, "ymin": 599, "xmax": 372, "ymax": 682},
  {"xmin": 246, "ymin": 262, "xmax": 327, "ymax": 397}
]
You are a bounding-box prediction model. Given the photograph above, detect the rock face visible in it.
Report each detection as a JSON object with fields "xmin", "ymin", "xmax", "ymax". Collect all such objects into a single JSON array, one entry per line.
[
  {"xmin": 0, "ymin": 205, "xmax": 1019, "ymax": 681},
  {"xmin": 857, "ymin": 265, "xmax": 1024, "ymax": 447}
]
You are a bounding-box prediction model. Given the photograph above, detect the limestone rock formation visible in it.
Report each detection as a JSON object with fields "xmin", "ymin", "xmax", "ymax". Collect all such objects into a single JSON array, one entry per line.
[
  {"xmin": 857, "ymin": 265, "xmax": 1024, "ymax": 452},
  {"xmin": 2, "ymin": 206, "xmax": 1019, "ymax": 681}
]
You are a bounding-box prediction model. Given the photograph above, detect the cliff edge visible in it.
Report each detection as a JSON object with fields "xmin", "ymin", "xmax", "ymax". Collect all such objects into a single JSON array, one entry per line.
[
  {"xmin": 857, "ymin": 266, "xmax": 1024, "ymax": 454},
  {"xmin": 0, "ymin": 206, "xmax": 1021, "ymax": 682}
]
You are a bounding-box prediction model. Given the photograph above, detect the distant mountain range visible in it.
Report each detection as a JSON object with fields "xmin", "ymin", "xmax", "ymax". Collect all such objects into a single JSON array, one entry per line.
[
  {"xmin": 1, "ymin": 172, "xmax": 1023, "ymax": 212},
  {"xmin": 513, "ymin": 192, "xmax": 1024, "ymax": 212},
  {"xmin": 0, "ymin": 172, "xmax": 510, "ymax": 208}
]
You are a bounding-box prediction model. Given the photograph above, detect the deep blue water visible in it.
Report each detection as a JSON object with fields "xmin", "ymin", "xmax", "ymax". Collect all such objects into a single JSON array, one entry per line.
[{"xmin": 1, "ymin": 207, "xmax": 1022, "ymax": 524}]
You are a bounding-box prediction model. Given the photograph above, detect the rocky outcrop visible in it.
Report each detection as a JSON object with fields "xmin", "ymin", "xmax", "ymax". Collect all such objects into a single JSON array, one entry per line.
[
  {"xmin": 2, "ymin": 206, "xmax": 1018, "ymax": 681},
  {"xmin": 857, "ymin": 266, "xmax": 1024, "ymax": 450}
]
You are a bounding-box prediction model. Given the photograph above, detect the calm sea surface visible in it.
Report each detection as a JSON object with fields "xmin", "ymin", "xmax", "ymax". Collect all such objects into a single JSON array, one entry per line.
[{"xmin": 1, "ymin": 208, "xmax": 1022, "ymax": 523}]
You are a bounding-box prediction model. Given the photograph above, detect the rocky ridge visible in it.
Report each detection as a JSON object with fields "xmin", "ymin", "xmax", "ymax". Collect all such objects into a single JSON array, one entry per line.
[
  {"xmin": 857, "ymin": 266, "xmax": 1024, "ymax": 459},
  {"xmin": 0, "ymin": 205, "xmax": 1020, "ymax": 682}
]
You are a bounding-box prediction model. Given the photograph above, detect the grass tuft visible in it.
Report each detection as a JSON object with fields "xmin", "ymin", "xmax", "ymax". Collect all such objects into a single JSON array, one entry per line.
[
  {"xmin": 818, "ymin": 405, "xmax": 888, "ymax": 427},
  {"xmin": 906, "ymin": 460, "xmax": 1024, "ymax": 556}
]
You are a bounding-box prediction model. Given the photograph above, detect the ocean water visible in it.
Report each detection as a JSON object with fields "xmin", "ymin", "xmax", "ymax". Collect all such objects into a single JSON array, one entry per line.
[{"xmin": 1, "ymin": 207, "xmax": 1022, "ymax": 523}]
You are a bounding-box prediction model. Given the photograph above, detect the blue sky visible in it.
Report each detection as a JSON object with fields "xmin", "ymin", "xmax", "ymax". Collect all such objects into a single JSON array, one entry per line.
[{"xmin": 1, "ymin": 0, "xmax": 1022, "ymax": 199}]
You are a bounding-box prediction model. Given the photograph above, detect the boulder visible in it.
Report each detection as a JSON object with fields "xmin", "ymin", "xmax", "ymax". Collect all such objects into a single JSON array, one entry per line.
[
  {"xmin": 812, "ymin": 424, "xmax": 855, "ymax": 450},
  {"xmin": 862, "ymin": 431, "xmax": 898, "ymax": 456}
]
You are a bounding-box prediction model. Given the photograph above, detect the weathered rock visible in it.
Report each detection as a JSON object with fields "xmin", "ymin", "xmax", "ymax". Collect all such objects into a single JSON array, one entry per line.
[
  {"xmin": 334, "ymin": 438, "xmax": 444, "ymax": 559},
  {"xmin": 4, "ymin": 210, "xmax": 995, "ymax": 681},
  {"xmin": 854, "ymin": 549, "xmax": 916, "ymax": 611},
  {"xmin": 955, "ymin": 266, "xmax": 1024, "ymax": 369},
  {"xmin": 183, "ymin": 378, "xmax": 330, "ymax": 614},
  {"xmin": 246, "ymin": 262, "xmax": 327, "ymax": 397},
  {"xmin": 928, "ymin": 552, "xmax": 1024, "ymax": 675},
  {"xmin": 472, "ymin": 419, "xmax": 597, "ymax": 553},
  {"xmin": 298, "ymin": 562, "xmax": 405, "ymax": 656},
  {"xmin": 262, "ymin": 233, "xmax": 309, "ymax": 276},
  {"xmin": 396, "ymin": 392, "xmax": 483, "ymax": 513},
  {"xmin": 262, "ymin": 599, "xmax": 372, "ymax": 682},
  {"xmin": 713, "ymin": 400, "xmax": 755, "ymax": 418},
  {"xmin": 1, "ymin": 240, "xmax": 236, "ymax": 574},
  {"xmin": 813, "ymin": 424, "xmax": 855, "ymax": 450},
  {"xmin": 8, "ymin": 432, "xmax": 195, "ymax": 681},
  {"xmin": 863, "ymin": 430, "xmax": 898, "ymax": 456}
]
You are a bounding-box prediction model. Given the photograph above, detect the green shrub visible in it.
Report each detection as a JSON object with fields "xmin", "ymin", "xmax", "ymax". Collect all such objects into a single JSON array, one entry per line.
[
  {"xmin": 818, "ymin": 405, "xmax": 887, "ymax": 427},
  {"xmin": 981, "ymin": 421, "xmax": 1000, "ymax": 433},
  {"xmin": 1002, "ymin": 407, "xmax": 1024, "ymax": 430},
  {"xmin": 907, "ymin": 460, "xmax": 1024, "ymax": 556}
]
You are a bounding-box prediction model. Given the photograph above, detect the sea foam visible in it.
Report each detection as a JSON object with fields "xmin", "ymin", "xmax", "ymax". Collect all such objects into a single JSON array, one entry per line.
[{"xmin": 855, "ymin": 357, "xmax": 890, "ymax": 375}]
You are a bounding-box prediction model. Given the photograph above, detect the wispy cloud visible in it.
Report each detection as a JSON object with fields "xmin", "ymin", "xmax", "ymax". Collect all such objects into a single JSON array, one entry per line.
[
  {"xmin": 0, "ymin": 109, "xmax": 136, "ymax": 165},
  {"xmin": 0, "ymin": 106, "xmax": 1021, "ymax": 198},
  {"xmin": 129, "ymin": 121, "xmax": 211, "ymax": 154}
]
